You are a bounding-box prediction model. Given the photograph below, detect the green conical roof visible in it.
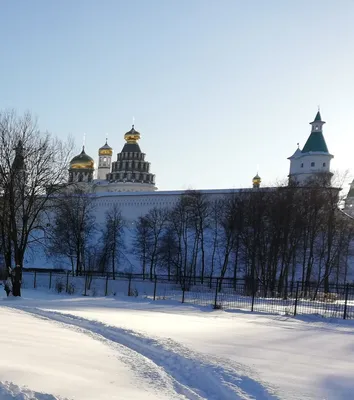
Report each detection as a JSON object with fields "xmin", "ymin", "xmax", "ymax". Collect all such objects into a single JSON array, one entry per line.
[
  {"xmin": 302, "ymin": 111, "xmax": 329, "ymax": 153},
  {"xmin": 302, "ymin": 131, "xmax": 329, "ymax": 153},
  {"xmin": 314, "ymin": 111, "xmax": 322, "ymax": 122}
]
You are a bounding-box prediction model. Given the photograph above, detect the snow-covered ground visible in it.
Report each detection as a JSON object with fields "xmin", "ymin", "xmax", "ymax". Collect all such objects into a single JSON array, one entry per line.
[{"xmin": 1, "ymin": 290, "xmax": 354, "ymax": 399}]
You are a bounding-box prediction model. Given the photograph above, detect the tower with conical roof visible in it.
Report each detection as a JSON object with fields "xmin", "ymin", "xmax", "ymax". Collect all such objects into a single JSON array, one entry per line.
[
  {"xmin": 97, "ymin": 139, "xmax": 112, "ymax": 180},
  {"xmin": 107, "ymin": 125, "xmax": 156, "ymax": 192},
  {"xmin": 68, "ymin": 146, "xmax": 94, "ymax": 183},
  {"xmin": 288, "ymin": 111, "xmax": 333, "ymax": 186}
]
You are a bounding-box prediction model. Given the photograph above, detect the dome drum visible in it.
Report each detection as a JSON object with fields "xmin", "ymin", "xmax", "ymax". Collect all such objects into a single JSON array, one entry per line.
[
  {"xmin": 99, "ymin": 141, "xmax": 113, "ymax": 157},
  {"xmin": 99, "ymin": 148, "xmax": 113, "ymax": 156},
  {"xmin": 124, "ymin": 125, "xmax": 141, "ymax": 144}
]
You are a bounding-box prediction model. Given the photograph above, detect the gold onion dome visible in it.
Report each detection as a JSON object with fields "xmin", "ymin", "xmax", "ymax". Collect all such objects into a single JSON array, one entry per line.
[
  {"xmin": 69, "ymin": 146, "xmax": 94, "ymax": 169},
  {"xmin": 252, "ymin": 173, "xmax": 261, "ymax": 186},
  {"xmin": 99, "ymin": 140, "xmax": 113, "ymax": 156},
  {"xmin": 124, "ymin": 125, "xmax": 141, "ymax": 144}
]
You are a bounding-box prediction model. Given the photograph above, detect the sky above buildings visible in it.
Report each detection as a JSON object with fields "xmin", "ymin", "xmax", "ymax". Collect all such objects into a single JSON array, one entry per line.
[{"xmin": 1, "ymin": 0, "xmax": 353, "ymax": 190}]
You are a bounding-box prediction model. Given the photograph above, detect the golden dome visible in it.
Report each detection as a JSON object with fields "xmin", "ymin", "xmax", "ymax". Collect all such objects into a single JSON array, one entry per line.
[
  {"xmin": 124, "ymin": 125, "xmax": 141, "ymax": 144},
  {"xmin": 252, "ymin": 173, "xmax": 261, "ymax": 187},
  {"xmin": 69, "ymin": 147, "xmax": 94, "ymax": 169},
  {"xmin": 99, "ymin": 140, "xmax": 113, "ymax": 156}
]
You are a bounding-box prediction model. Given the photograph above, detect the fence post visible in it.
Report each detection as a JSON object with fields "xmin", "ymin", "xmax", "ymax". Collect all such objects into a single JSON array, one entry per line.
[
  {"xmin": 343, "ymin": 284, "xmax": 349, "ymax": 320},
  {"xmin": 33, "ymin": 271, "xmax": 37, "ymax": 289},
  {"xmin": 105, "ymin": 273, "xmax": 109, "ymax": 296},
  {"xmin": 49, "ymin": 271, "xmax": 52, "ymax": 290},
  {"xmin": 65, "ymin": 270, "xmax": 70, "ymax": 293},
  {"xmin": 213, "ymin": 278, "xmax": 219, "ymax": 309},
  {"xmin": 294, "ymin": 281, "xmax": 300, "ymax": 316},
  {"xmin": 153, "ymin": 276, "xmax": 157, "ymax": 301},
  {"xmin": 127, "ymin": 274, "xmax": 132, "ymax": 296},
  {"xmin": 251, "ymin": 280, "xmax": 255, "ymax": 312}
]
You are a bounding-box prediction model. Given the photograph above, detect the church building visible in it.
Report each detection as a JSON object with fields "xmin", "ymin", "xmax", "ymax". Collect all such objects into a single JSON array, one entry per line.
[{"xmin": 65, "ymin": 110, "xmax": 353, "ymax": 223}]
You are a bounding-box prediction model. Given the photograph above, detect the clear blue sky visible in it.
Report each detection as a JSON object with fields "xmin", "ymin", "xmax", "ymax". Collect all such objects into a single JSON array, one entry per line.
[{"xmin": 1, "ymin": 0, "xmax": 354, "ymax": 190}]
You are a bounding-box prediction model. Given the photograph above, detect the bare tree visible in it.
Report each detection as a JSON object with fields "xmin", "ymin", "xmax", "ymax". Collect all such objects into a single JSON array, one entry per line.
[
  {"xmin": 46, "ymin": 186, "xmax": 96, "ymax": 276},
  {"xmin": 168, "ymin": 194, "xmax": 198, "ymax": 284},
  {"xmin": 183, "ymin": 191, "xmax": 210, "ymax": 283},
  {"xmin": 132, "ymin": 207, "xmax": 168, "ymax": 280},
  {"xmin": 208, "ymin": 200, "xmax": 221, "ymax": 283},
  {"xmin": 0, "ymin": 110, "xmax": 72, "ymax": 295},
  {"xmin": 132, "ymin": 216, "xmax": 150, "ymax": 278},
  {"xmin": 157, "ymin": 225, "xmax": 179, "ymax": 280},
  {"xmin": 145, "ymin": 207, "xmax": 169, "ymax": 280},
  {"xmin": 100, "ymin": 204, "xmax": 125, "ymax": 279}
]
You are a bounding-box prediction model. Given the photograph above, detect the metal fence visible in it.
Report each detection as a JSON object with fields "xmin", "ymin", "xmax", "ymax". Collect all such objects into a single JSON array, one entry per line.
[{"xmin": 21, "ymin": 271, "xmax": 354, "ymax": 320}]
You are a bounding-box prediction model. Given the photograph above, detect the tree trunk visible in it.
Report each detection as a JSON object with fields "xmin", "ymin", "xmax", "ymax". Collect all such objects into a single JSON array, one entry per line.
[{"xmin": 12, "ymin": 265, "xmax": 22, "ymax": 297}]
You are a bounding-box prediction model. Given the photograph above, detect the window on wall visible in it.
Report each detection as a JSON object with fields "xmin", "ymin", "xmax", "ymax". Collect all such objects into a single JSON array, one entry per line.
[
  {"xmin": 301, "ymin": 163, "xmax": 304, "ymax": 168},
  {"xmin": 323, "ymin": 162, "xmax": 326, "ymax": 167},
  {"xmin": 311, "ymin": 162, "xmax": 315, "ymax": 167}
]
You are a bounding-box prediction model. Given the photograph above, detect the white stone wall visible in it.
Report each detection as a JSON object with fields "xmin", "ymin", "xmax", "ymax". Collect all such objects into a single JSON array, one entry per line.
[
  {"xmin": 92, "ymin": 189, "xmax": 237, "ymax": 224},
  {"xmin": 93, "ymin": 181, "xmax": 157, "ymax": 193},
  {"xmin": 26, "ymin": 188, "xmax": 243, "ymax": 270}
]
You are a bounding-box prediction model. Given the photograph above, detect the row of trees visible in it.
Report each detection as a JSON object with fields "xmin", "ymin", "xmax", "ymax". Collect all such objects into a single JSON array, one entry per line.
[
  {"xmin": 132, "ymin": 185, "xmax": 354, "ymax": 294},
  {"xmin": 43, "ymin": 183, "xmax": 354, "ymax": 296},
  {"xmin": 45, "ymin": 189, "xmax": 124, "ymax": 279}
]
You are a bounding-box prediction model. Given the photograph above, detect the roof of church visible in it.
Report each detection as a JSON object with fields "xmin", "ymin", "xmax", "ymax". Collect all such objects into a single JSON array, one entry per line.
[
  {"xmin": 288, "ymin": 147, "xmax": 302, "ymax": 159},
  {"xmin": 302, "ymin": 131, "xmax": 329, "ymax": 153},
  {"xmin": 121, "ymin": 143, "xmax": 142, "ymax": 153},
  {"xmin": 314, "ymin": 111, "xmax": 322, "ymax": 122},
  {"xmin": 70, "ymin": 147, "xmax": 94, "ymax": 169},
  {"xmin": 99, "ymin": 141, "xmax": 112, "ymax": 150},
  {"xmin": 302, "ymin": 112, "xmax": 329, "ymax": 153}
]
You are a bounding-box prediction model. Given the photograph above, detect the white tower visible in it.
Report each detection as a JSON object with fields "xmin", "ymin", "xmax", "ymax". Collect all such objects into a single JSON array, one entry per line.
[
  {"xmin": 288, "ymin": 111, "xmax": 333, "ymax": 186},
  {"xmin": 97, "ymin": 140, "xmax": 113, "ymax": 181}
]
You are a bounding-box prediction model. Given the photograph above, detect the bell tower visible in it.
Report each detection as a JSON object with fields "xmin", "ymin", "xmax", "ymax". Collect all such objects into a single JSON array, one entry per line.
[
  {"xmin": 107, "ymin": 125, "xmax": 157, "ymax": 191},
  {"xmin": 97, "ymin": 139, "xmax": 113, "ymax": 180}
]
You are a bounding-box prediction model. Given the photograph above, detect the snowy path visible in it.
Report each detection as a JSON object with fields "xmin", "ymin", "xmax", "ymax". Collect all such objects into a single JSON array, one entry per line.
[
  {"xmin": 0, "ymin": 306, "xmax": 186, "ymax": 400},
  {"xmin": 2, "ymin": 304, "xmax": 278, "ymax": 400},
  {"xmin": 3, "ymin": 290, "xmax": 354, "ymax": 399}
]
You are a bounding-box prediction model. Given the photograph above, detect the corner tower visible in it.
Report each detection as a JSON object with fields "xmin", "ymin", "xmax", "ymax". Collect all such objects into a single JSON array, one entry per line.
[
  {"xmin": 107, "ymin": 125, "xmax": 157, "ymax": 192},
  {"xmin": 97, "ymin": 139, "xmax": 112, "ymax": 180},
  {"xmin": 288, "ymin": 111, "xmax": 333, "ymax": 186}
]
